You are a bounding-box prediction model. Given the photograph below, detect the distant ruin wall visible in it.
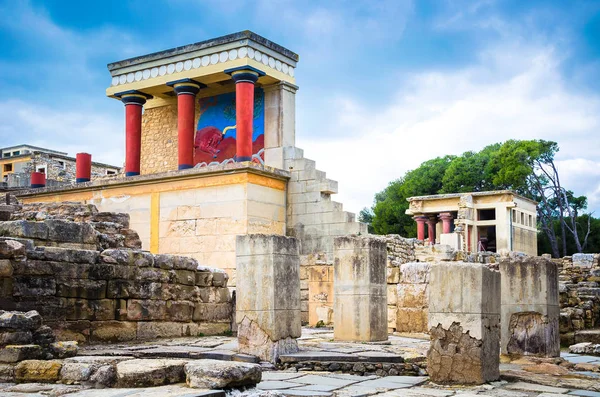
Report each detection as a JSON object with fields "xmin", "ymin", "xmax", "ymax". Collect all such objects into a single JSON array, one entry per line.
[{"xmin": 555, "ymin": 253, "xmax": 600, "ymax": 344}]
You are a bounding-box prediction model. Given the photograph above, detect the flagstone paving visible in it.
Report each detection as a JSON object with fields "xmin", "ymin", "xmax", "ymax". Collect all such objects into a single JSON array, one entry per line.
[{"xmin": 1, "ymin": 328, "xmax": 599, "ymax": 396}]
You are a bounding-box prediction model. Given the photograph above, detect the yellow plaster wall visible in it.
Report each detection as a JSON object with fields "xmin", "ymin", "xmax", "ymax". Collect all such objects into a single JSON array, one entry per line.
[
  {"xmin": 0, "ymin": 156, "xmax": 32, "ymax": 179},
  {"xmin": 20, "ymin": 171, "xmax": 286, "ymax": 286}
]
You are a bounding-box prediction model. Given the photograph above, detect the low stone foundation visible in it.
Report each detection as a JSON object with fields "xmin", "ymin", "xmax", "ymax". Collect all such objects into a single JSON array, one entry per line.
[{"xmin": 0, "ymin": 203, "xmax": 232, "ymax": 343}]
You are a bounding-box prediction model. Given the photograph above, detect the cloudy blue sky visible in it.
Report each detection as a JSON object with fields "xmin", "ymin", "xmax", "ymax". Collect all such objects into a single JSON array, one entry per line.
[{"xmin": 1, "ymin": 0, "xmax": 599, "ymax": 214}]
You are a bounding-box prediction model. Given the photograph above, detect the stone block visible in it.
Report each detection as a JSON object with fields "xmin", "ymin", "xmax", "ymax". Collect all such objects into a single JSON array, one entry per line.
[
  {"xmin": 90, "ymin": 321, "xmax": 137, "ymax": 343},
  {"xmin": 116, "ymin": 358, "xmax": 188, "ymax": 387},
  {"xmin": 427, "ymin": 262, "xmax": 500, "ymax": 385},
  {"xmin": 397, "ymin": 283, "xmax": 428, "ymax": 308},
  {"xmin": 136, "ymin": 322, "xmax": 183, "ymax": 339},
  {"xmin": 38, "ymin": 247, "xmax": 99, "ymax": 264},
  {"xmin": 236, "ymin": 234, "xmax": 301, "ymax": 363},
  {"xmin": 0, "ymin": 310, "xmax": 43, "ymax": 330},
  {"xmin": 192, "ymin": 303, "xmax": 232, "ymax": 322},
  {"xmin": 0, "ymin": 220, "xmax": 48, "ymax": 240},
  {"xmin": 166, "ymin": 301, "xmax": 194, "ymax": 322},
  {"xmin": 0, "ymin": 259, "xmax": 13, "ymax": 277},
  {"xmin": 573, "ymin": 253, "xmax": 594, "ymax": 267},
  {"xmin": 386, "ymin": 267, "xmax": 399, "ymax": 284},
  {"xmin": 499, "ymin": 256, "xmax": 560, "ymax": 357},
  {"xmin": 333, "ymin": 236, "xmax": 387, "ymax": 342},
  {"xmin": 56, "ymin": 279, "xmax": 106, "ymax": 299},
  {"xmin": 185, "ymin": 359, "xmax": 261, "ymax": 389},
  {"xmin": 13, "ymin": 276, "xmax": 56, "ymax": 297},
  {"xmin": 0, "ymin": 239, "xmax": 25, "ymax": 259},
  {"xmin": 0, "ymin": 330, "xmax": 32, "ymax": 346},
  {"xmin": 0, "ymin": 345, "xmax": 42, "ymax": 363},
  {"xmin": 107, "ymin": 280, "xmax": 163, "ymax": 300},
  {"xmin": 15, "ymin": 359, "xmax": 62, "ymax": 382},
  {"xmin": 11, "ymin": 259, "xmax": 54, "ymax": 276},
  {"xmin": 126, "ymin": 300, "xmax": 167, "ymax": 321},
  {"xmin": 399, "ymin": 262, "xmax": 430, "ymax": 284},
  {"xmin": 195, "ymin": 271, "xmax": 213, "ymax": 287},
  {"xmin": 396, "ymin": 308, "xmax": 428, "ymax": 333}
]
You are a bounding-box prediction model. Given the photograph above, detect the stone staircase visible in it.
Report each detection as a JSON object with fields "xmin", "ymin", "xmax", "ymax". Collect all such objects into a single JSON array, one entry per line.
[
  {"xmin": 283, "ymin": 147, "xmax": 368, "ymax": 323},
  {"xmin": 284, "ymin": 147, "xmax": 367, "ymax": 262}
]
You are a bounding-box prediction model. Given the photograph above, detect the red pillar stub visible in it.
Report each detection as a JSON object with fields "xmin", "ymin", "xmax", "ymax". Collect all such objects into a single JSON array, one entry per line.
[
  {"xmin": 225, "ymin": 66, "xmax": 266, "ymax": 162},
  {"xmin": 167, "ymin": 79, "xmax": 205, "ymax": 170},
  {"xmin": 438, "ymin": 212, "xmax": 454, "ymax": 234},
  {"xmin": 76, "ymin": 153, "xmax": 92, "ymax": 183},
  {"xmin": 414, "ymin": 216, "xmax": 427, "ymax": 241},
  {"xmin": 30, "ymin": 172, "xmax": 46, "ymax": 188},
  {"xmin": 114, "ymin": 90, "xmax": 152, "ymax": 177},
  {"xmin": 427, "ymin": 217, "xmax": 437, "ymax": 244}
]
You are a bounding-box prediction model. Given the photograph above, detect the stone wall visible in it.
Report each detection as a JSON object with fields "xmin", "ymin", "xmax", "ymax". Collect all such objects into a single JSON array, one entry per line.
[
  {"xmin": 140, "ymin": 101, "xmax": 204, "ymax": 176},
  {"xmin": 0, "ymin": 202, "xmax": 232, "ymax": 344},
  {"xmin": 556, "ymin": 253, "xmax": 600, "ymax": 344},
  {"xmin": 23, "ymin": 153, "xmax": 118, "ymax": 182}
]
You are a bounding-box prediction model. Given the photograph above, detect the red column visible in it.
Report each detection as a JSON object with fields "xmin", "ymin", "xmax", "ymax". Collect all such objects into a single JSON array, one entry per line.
[
  {"xmin": 76, "ymin": 153, "xmax": 92, "ymax": 183},
  {"xmin": 167, "ymin": 79, "xmax": 205, "ymax": 169},
  {"xmin": 30, "ymin": 172, "xmax": 45, "ymax": 188},
  {"xmin": 226, "ymin": 67, "xmax": 265, "ymax": 162},
  {"xmin": 115, "ymin": 91, "xmax": 151, "ymax": 176},
  {"xmin": 438, "ymin": 212, "xmax": 453, "ymax": 234},
  {"xmin": 414, "ymin": 216, "xmax": 427, "ymax": 241},
  {"xmin": 427, "ymin": 217, "xmax": 437, "ymax": 244}
]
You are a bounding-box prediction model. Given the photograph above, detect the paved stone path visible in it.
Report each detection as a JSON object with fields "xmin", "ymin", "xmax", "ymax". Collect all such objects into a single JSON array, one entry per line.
[{"xmin": 1, "ymin": 328, "xmax": 599, "ymax": 396}]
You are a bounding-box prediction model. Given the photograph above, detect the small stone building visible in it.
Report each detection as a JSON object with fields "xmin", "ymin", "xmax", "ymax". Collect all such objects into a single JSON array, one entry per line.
[
  {"xmin": 1, "ymin": 144, "xmax": 119, "ymax": 186},
  {"xmin": 406, "ymin": 191, "xmax": 538, "ymax": 256}
]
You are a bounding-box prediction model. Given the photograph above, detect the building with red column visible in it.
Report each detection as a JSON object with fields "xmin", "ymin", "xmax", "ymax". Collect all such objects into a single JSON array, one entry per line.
[{"xmin": 405, "ymin": 191, "xmax": 538, "ymax": 256}]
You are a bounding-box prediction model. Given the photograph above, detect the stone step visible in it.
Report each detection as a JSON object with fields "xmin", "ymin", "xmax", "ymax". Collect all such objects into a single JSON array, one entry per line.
[{"xmin": 279, "ymin": 350, "xmax": 405, "ymax": 364}]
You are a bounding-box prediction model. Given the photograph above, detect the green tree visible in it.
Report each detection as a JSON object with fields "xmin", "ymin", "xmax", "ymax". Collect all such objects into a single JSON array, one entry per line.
[
  {"xmin": 372, "ymin": 156, "xmax": 454, "ymax": 235},
  {"xmin": 367, "ymin": 139, "xmax": 594, "ymax": 257}
]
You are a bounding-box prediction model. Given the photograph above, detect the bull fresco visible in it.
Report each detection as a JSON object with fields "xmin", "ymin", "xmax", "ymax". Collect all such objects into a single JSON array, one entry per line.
[{"xmin": 194, "ymin": 89, "xmax": 265, "ymax": 166}]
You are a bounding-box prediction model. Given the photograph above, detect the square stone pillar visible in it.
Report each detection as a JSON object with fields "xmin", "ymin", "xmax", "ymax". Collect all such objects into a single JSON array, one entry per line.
[
  {"xmin": 263, "ymin": 82, "xmax": 297, "ymax": 170},
  {"xmin": 499, "ymin": 255, "xmax": 560, "ymax": 357},
  {"xmin": 235, "ymin": 234, "xmax": 301, "ymax": 363},
  {"xmin": 333, "ymin": 236, "xmax": 387, "ymax": 342},
  {"xmin": 428, "ymin": 262, "xmax": 500, "ymax": 384}
]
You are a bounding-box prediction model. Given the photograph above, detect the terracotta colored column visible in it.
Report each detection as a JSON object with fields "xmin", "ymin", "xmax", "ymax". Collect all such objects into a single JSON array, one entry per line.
[
  {"xmin": 414, "ymin": 216, "xmax": 427, "ymax": 241},
  {"xmin": 427, "ymin": 216, "xmax": 438, "ymax": 244},
  {"xmin": 225, "ymin": 66, "xmax": 265, "ymax": 162},
  {"xmin": 76, "ymin": 153, "xmax": 92, "ymax": 183},
  {"xmin": 30, "ymin": 172, "xmax": 45, "ymax": 188},
  {"xmin": 438, "ymin": 212, "xmax": 453, "ymax": 234},
  {"xmin": 167, "ymin": 79, "xmax": 205, "ymax": 170},
  {"xmin": 115, "ymin": 90, "xmax": 152, "ymax": 176}
]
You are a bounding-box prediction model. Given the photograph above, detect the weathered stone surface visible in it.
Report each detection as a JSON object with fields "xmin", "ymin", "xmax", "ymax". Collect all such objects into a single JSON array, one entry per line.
[
  {"xmin": 428, "ymin": 262, "xmax": 501, "ymax": 385},
  {"xmin": 136, "ymin": 322, "xmax": 183, "ymax": 339},
  {"xmin": 569, "ymin": 342, "xmax": 600, "ymax": 355},
  {"xmin": 13, "ymin": 277, "xmax": 56, "ymax": 297},
  {"xmin": 573, "ymin": 253, "xmax": 594, "ymax": 267},
  {"xmin": 428, "ymin": 322, "xmax": 491, "ymax": 384},
  {"xmin": 0, "ymin": 239, "xmax": 25, "ymax": 259},
  {"xmin": 15, "ymin": 359, "xmax": 62, "ymax": 382},
  {"xmin": 500, "ymin": 256, "xmax": 559, "ymax": 357},
  {"xmin": 32, "ymin": 325, "xmax": 55, "ymax": 346},
  {"xmin": 0, "ymin": 259, "xmax": 13, "ymax": 277},
  {"xmin": 0, "ymin": 345, "xmax": 42, "ymax": 363},
  {"xmin": 116, "ymin": 358, "xmax": 188, "ymax": 387},
  {"xmin": 0, "ymin": 310, "xmax": 42, "ymax": 330},
  {"xmin": 126, "ymin": 300, "xmax": 166, "ymax": 321},
  {"xmin": 56, "ymin": 278, "xmax": 107, "ymax": 299},
  {"xmin": 50, "ymin": 341, "xmax": 78, "ymax": 359},
  {"xmin": 185, "ymin": 359, "xmax": 261, "ymax": 389},
  {"xmin": 0, "ymin": 330, "xmax": 32, "ymax": 346},
  {"xmin": 236, "ymin": 234, "xmax": 301, "ymax": 363},
  {"xmin": 90, "ymin": 321, "xmax": 137, "ymax": 343},
  {"xmin": 0, "ymin": 363, "xmax": 15, "ymax": 382},
  {"xmin": 333, "ymin": 236, "xmax": 387, "ymax": 342}
]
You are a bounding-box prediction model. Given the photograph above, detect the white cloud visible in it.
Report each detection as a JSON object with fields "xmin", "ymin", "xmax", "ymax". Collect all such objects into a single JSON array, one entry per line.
[
  {"xmin": 297, "ymin": 41, "xmax": 600, "ymax": 215},
  {"xmin": 0, "ymin": 100, "xmax": 123, "ymax": 167}
]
